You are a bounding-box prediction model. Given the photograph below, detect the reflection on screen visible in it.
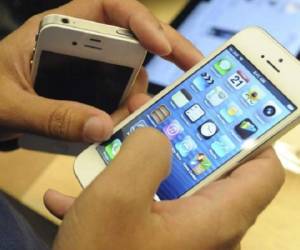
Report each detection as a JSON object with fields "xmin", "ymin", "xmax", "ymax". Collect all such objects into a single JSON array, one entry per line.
[
  {"xmin": 97, "ymin": 45, "xmax": 296, "ymax": 200},
  {"xmin": 146, "ymin": 0, "xmax": 300, "ymax": 87},
  {"xmin": 35, "ymin": 51, "xmax": 133, "ymax": 114}
]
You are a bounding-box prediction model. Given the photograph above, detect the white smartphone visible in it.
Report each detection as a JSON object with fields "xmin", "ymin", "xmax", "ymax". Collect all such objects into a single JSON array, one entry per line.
[
  {"xmin": 74, "ymin": 27, "xmax": 300, "ymax": 200},
  {"xmin": 31, "ymin": 14, "xmax": 146, "ymax": 114}
]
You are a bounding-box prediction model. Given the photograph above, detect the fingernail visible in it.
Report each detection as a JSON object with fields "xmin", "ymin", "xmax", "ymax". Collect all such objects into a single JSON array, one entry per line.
[
  {"xmin": 83, "ymin": 116, "xmax": 111, "ymax": 143},
  {"xmin": 46, "ymin": 189, "xmax": 59, "ymax": 197},
  {"xmin": 158, "ymin": 32, "xmax": 172, "ymax": 55},
  {"xmin": 148, "ymin": 21, "xmax": 172, "ymax": 55}
]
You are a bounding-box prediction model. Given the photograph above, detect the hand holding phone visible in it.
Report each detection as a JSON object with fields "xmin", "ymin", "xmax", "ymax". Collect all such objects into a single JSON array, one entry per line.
[
  {"xmin": 32, "ymin": 14, "xmax": 147, "ymax": 115},
  {"xmin": 51, "ymin": 128, "xmax": 284, "ymax": 250},
  {"xmin": 75, "ymin": 27, "xmax": 300, "ymax": 199},
  {"xmin": 0, "ymin": 0, "xmax": 201, "ymax": 144}
]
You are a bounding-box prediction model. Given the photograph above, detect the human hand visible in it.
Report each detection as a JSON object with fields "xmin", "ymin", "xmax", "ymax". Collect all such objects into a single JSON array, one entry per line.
[
  {"xmin": 0, "ymin": 0, "xmax": 202, "ymax": 142},
  {"xmin": 49, "ymin": 128, "xmax": 284, "ymax": 250}
]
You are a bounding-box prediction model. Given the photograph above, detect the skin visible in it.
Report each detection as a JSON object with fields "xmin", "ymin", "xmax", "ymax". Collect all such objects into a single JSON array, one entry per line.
[
  {"xmin": 0, "ymin": 0, "xmax": 201, "ymax": 142},
  {"xmin": 0, "ymin": 0, "xmax": 284, "ymax": 249},
  {"xmin": 51, "ymin": 128, "xmax": 284, "ymax": 250}
]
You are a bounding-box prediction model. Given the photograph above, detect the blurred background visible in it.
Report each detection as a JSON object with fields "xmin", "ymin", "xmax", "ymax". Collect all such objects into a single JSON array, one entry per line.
[
  {"xmin": 0, "ymin": 0, "xmax": 300, "ymax": 249},
  {"xmin": 0, "ymin": 0, "xmax": 69, "ymax": 38}
]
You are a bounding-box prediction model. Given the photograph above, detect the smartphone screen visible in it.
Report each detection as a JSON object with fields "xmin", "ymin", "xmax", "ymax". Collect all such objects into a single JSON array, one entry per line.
[
  {"xmin": 97, "ymin": 45, "xmax": 297, "ymax": 200},
  {"xmin": 146, "ymin": 0, "xmax": 300, "ymax": 89},
  {"xmin": 34, "ymin": 51, "xmax": 133, "ymax": 114}
]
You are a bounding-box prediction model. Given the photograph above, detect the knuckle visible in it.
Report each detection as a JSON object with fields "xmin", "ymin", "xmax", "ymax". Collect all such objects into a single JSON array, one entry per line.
[
  {"xmin": 47, "ymin": 104, "xmax": 73, "ymax": 139},
  {"xmin": 103, "ymin": 0, "xmax": 122, "ymax": 19},
  {"xmin": 155, "ymin": 20, "xmax": 164, "ymax": 32}
]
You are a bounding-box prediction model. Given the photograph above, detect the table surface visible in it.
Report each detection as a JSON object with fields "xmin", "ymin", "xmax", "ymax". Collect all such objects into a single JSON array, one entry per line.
[{"xmin": 0, "ymin": 1, "xmax": 300, "ymax": 249}]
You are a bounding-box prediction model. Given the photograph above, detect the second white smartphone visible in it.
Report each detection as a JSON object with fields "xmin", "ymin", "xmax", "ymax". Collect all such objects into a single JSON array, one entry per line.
[
  {"xmin": 75, "ymin": 27, "xmax": 300, "ymax": 200},
  {"xmin": 32, "ymin": 14, "xmax": 146, "ymax": 114}
]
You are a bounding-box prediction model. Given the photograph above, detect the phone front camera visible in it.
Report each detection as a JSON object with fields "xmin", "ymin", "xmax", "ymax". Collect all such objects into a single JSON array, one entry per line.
[
  {"xmin": 279, "ymin": 58, "xmax": 283, "ymax": 63},
  {"xmin": 61, "ymin": 18, "xmax": 69, "ymax": 24},
  {"xmin": 261, "ymin": 55, "xmax": 265, "ymax": 59},
  {"xmin": 72, "ymin": 41, "xmax": 77, "ymax": 46}
]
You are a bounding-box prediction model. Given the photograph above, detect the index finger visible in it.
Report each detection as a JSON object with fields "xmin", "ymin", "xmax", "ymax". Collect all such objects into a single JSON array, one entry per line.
[
  {"xmin": 161, "ymin": 24, "xmax": 203, "ymax": 71},
  {"xmin": 53, "ymin": 0, "xmax": 169, "ymax": 56},
  {"xmin": 89, "ymin": 128, "xmax": 172, "ymax": 216},
  {"xmin": 101, "ymin": 0, "xmax": 203, "ymax": 70},
  {"xmin": 58, "ymin": 0, "xmax": 203, "ymax": 70}
]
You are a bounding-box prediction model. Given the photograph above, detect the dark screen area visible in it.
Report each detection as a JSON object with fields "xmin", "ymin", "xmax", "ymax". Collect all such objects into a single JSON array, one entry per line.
[{"xmin": 35, "ymin": 51, "xmax": 133, "ymax": 114}]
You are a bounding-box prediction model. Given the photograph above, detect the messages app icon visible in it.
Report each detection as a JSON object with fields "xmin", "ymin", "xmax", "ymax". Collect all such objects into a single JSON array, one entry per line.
[
  {"xmin": 214, "ymin": 58, "xmax": 233, "ymax": 76},
  {"xmin": 105, "ymin": 139, "xmax": 122, "ymax": 161}
]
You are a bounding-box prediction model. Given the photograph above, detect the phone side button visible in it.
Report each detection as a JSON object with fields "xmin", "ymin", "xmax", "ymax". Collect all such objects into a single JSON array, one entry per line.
[
  {"xmin": 30, "ymin": 48, "xmax": 35, "ymax": 64},
  {"xmin": 116, "ymin": 29, "xmax": 133, "ymax": 38}
]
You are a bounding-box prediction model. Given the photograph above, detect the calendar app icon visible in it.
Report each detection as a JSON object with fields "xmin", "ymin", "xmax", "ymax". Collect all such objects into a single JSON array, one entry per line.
[{"xmin": 227, "ymin": 70, "xmax": 249, "ymax": 90}]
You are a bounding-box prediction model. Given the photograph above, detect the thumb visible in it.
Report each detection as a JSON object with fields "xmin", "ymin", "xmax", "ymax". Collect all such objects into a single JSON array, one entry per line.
[
  {"xmin": 53, "ymin": 129, "xmax": 172, "ymax": 250},
  {"xmin": 87, "ymin": 128, "xmax": 172, "ymax": 213},
  {"xmin": 6, "ymin": 90, "xmax": 114, "ymax": 142}
]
